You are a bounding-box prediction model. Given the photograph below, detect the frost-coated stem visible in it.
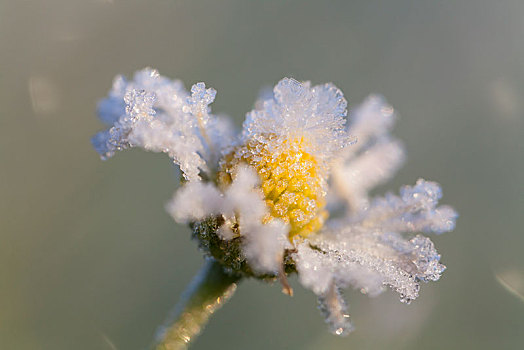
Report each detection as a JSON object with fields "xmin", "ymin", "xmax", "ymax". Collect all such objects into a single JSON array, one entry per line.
[{"xmin": 152, "ymin": 259, "xmax": 241, "ymax": 350}]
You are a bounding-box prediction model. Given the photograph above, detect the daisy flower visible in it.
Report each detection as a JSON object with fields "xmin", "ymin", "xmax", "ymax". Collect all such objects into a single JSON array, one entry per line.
[{"xmin": 93, "ymin": 68, "xmax": 457, "ymax": 343}]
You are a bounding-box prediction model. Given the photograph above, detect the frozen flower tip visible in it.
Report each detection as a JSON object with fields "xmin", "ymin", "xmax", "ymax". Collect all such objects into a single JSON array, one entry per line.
[
  {"xmin": 91, "ymin": 68, "xmax": 235, "ymax": 181},
  {"xmin": 93, "ymin": 69, "xmax": 457, "ymax": 336},
  {"xmin": 243, "ymin": 77, "xmax": 350, "ymax": 164}
]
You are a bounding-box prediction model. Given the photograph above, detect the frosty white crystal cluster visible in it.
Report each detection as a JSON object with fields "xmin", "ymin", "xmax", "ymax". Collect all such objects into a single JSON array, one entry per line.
[
  {"xmin": 242, "ymin": 78, "xmax": 350, "ymax": 167},
  {"xmin": 93, "ymin": 68, "xmax": 235, "ymax": 181},
  {"xmin": 93, "ymin": 68, "xmax": 457, "ymax": 336}
]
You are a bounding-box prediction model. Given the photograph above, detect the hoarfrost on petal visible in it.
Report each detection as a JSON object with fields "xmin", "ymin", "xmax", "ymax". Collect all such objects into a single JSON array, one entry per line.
[
  {"xmin": 125, "ymin": 89, "xmax": 156, "ymax": 119},
  {"xmin": 293, "ymin": 241, "xmax": 355, "ymax": 335},
  {"xmin": 92, "ymin": 68, "xmax": 233, "ymax": 181},
  {"xmin": 206, "ymin": 115, "xmax": 238, "ymax": 158},
  {"xmin": 408, "ymin": 235, "xmax": 446, "ymax": 282},
  {"xmin": 166, "ymin": 182, "xmax": 224, "ymax": 223},
  {"xmin": 329, "ymin": 94, "xmax": 404, "ymax": 212},
  {"xmin": 308, "ymin": 228, "xmax": 446, "ymax": 303},
  {"xmin": 294, "ymin": 239, "xmax": 385, "ymax": 297},
  {"xmin": 223, "ymin": 166, "xmax": 266, "ymax": 225},
  {"xmin": 185, "ymin": 82, "xmax": 217, "ymax": 127},
  {"xmin": 357, "ymin": 179, "xmax": 458, "ymax": 234},
  {"xmin": 167, "ymin": 165, "xmax": 263, "ymax": 225},
  {"xmin": 318, "ymin": 282, "xmax": 354, "ymax": 336},
  {"xmin": 92, "ymin": 89, "xmax": 157, "ymax": 159},
  {"xmin": 242, "ymin": 78, "xmax": 351, "ymax": 166},
  {"xmin": 332, "ymin": 138, "xmax": 405, "ymax": 210},
  {"xmin": 347, "ymin": 94, "xmax": 396, "ymax": 154},
  {"xmin": 293, "ymin": 243, "xmax": 334, "ymax": 295},
  {"xmin": 242, "ymin": 219, "xmax": 290, "ymax": 274},
  {"xmin": 224, "ymin": 166, "xmax": 291, "ymax": 274}
]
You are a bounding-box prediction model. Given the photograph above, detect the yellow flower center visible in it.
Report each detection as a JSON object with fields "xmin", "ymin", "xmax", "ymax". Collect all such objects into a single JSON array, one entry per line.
[{"xmin": 218, "ymin": 134, "xmax": 328, "ymax": 239}]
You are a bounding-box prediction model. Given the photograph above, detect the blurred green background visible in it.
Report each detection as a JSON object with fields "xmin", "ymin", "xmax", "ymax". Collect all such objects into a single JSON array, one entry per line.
[{"xmin": 1, "ymin": 0, "xmax": 523, "ymax": 349}]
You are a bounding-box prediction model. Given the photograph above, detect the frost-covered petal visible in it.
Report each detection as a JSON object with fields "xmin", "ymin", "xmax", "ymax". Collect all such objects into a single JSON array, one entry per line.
[
  {"xmin": 225, "ymin": 166, "xmax": 292, "ymax": 274},
  {"xmin": 206, "ymin": 115, "xmax": 238, "ymax": 158},
  {"xmin": 92, "ymin": 68, "xmax": 235, "ymax": 181},
  {"xmin": 223, "ymin": 166, "xmax": 266, "ymax": 225},
  {"xmin": 242, "ymin": 219, "xmax": 290, "ymax": 274},
  {"xmin": 166, "ymin": 182, "xmax": 224, "ymax": 223},
  {"xmin": 332, "ymin": 138, "xmax": 405, "ymax": 210},
  {"xmin": 224, "ymin": 166, "xmax": 291, "ymax": 274},
  {"xmin": 346, "ymin": 94, "xmax": 396, "ymax": 154},
  {"xmin": 294, "ymin": 240, "xmax": 385, "ymax": 297},
  {"xmin": 242, "ymin": 78, "xmax": 351, "ymax": 166},
  {"xmin": 294, "ymin": 243, "xmax": 335, "ymax": 295},
  {"xmin": 328, "ymin": 94, "xmax": 404, "ymax": 213},
  {"xmin": 184, "ymin": 82, "xmax": 216, "ymax": 126},
  {"xmin": 306, "ymin": 228, "xmax": 446, "ymax": 303},
  {"xmin": 92, "ymin": 89, "xmax": 157, "ymax": 158},
  {"xmin": 317, "ymin": 282, "xmax": 353, "ymax": 336},
  {"xmin": 294, "ymin": 245, "xmax": 355, "ymax": 335},
  {"xmin": 97, "ymin": 68, "xmax": 188, "ymax": 126},
  {"xmin": 356, "ymin": 179, "xmax": 458, "ymax": 234},
  {"xmin": 167, "ymin": 165, "xmax": 263, "ymax": 225}
]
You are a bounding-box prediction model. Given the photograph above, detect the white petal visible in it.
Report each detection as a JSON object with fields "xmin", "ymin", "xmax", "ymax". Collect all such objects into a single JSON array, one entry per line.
[
  {"xmin": 332, "ymin": 138, "xmax": 405, "ymax": 210},
  {"xmin": 308, "ymin": 228, "xmax": 446, "ymax": 303},
  {"xmin": 241, "ymin": 78, "xmax": 351, "ymax": 166},
  {"xmin": 242, "ymin": 219, "xmax": 290, "ymax": 274},
  {"xmin": 225, "ymin": 166, "xmax": 291, "ymax": 274},
  {"xmin": 357, "ymin": 179, "xmax": 458, "ymax": 234},
  {"xmin": 317, "ymin": 282, "xmax": 353, "ymax": 336},
  {"xmin": 92, "ymin": 68, "xmax": 234, "ymax": 181},
  {"xmin": 347, "ymin": 94, "xmax": 396, "ymax": 154},
  {"xmin": 224, "ymin": 166, "xmax": 266, "ymax": 225},
  {"xmin": 166, "ymin": 182, "xmax": 224, "ymax": 223},
  {"xmin": 294, "ymin": 243, "xmax": 334, "ymax": 295}
]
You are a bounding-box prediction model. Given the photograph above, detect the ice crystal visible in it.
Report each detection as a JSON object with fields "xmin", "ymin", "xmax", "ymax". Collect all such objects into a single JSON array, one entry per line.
[
  {"xmin": 318, "ymin": 283, "xmax": 353, "ymax": 336},
  {"xmin": 331, "ymin": 95, "xmax": 405, "ymax": 211},
  {"xmin": 241, "ymin": 77, "xmax": 350, "ymax": 167},
  {"xmin": 93, "ymin": 69, "xmax": 457, "ymax": 336},
  {"xmin": 92, "ymin": 68, "xmax": 234, "ymax": 181},
  {"xmin": 355, "ymin": 179, "xmax": 458, "ymax": 234}
]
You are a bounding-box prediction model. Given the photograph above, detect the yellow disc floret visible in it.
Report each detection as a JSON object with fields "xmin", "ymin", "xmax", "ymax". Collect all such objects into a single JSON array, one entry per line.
[{"xmin": 218, "ymin": 134, "xmax": 328, "ymax": 240}]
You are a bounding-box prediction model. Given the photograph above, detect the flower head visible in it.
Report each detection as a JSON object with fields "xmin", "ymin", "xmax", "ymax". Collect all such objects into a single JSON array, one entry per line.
[{"xmin": 93, "ymin": 68, "xmax": 457, "ymax": 335}]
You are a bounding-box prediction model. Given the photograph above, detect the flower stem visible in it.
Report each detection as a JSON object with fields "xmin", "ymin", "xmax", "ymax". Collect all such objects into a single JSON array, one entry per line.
[{"xmin": 152, "ymin": 259, "xmax": 241, "ymax": 350}]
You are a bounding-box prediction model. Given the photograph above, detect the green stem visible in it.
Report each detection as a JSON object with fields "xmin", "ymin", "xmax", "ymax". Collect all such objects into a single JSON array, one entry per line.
[{"xmin": 152, "ymin": 259, "xmax": 241, "ymax": 350}]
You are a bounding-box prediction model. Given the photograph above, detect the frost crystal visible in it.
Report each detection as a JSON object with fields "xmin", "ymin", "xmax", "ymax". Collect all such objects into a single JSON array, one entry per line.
[
  {"xmin": 93, "ymin": 69, "xmax": 457, "ymax": 336},
  {"xmin": 241, "ymin": 77, "xmax": 350, "ymax": 167},
  {"xmin": 92, "ymin": 68, "xmax": 234, "ymax": 181},
  {"xmin": 331, "ymin": 95, "xmax": 405, "ymax": 211},
  {"xmin": 318, "ymin": 283, "xmax": 353, "ymax": 336},
  {"xmin": 356, "ymin": 179, "xmax": 458, "ymax": 234}
]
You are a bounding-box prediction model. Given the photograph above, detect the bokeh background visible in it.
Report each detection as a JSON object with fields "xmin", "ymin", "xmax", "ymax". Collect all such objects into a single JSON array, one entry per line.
[{"xmin": 1, "ymin": 1, "xmax": 523, "ymax": 349}]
